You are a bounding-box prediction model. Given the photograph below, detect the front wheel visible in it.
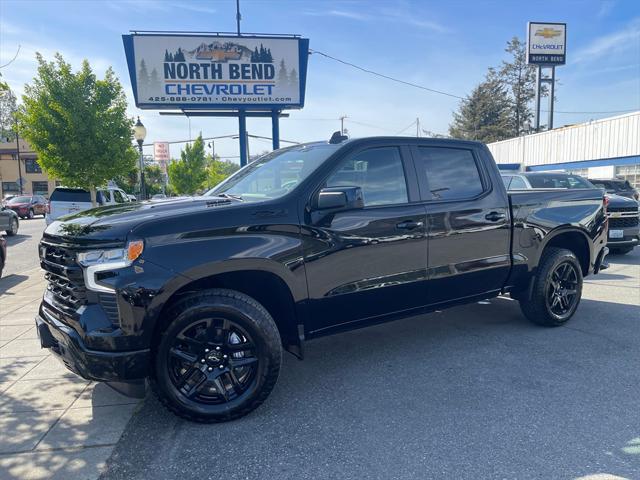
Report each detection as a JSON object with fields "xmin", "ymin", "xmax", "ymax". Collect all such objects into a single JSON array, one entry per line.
[
  {"xmin": 28, "ymin": 209, "xmax": 34, "ymax": 219},
  {"xmin": 151, "ymin": 289, "xmax": 282, "ymax": 423},
  {"xmin": 6, "ymin": 218, "xmax": 18, "ymax": 236},
  {"xmin": 519, "ymin": 247, "xmax": 583, "ymax": 327}
]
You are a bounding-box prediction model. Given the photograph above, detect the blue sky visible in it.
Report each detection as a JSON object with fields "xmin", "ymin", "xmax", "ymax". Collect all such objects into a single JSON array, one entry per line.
[{"xmin": 1, "ymin": 0, "xmax": 639, "ymax": 161}]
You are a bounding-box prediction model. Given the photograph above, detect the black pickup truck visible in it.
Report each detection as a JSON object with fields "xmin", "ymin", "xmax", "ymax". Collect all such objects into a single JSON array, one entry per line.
[{"xmin": 36, "ymin": 136, "xmax": 609, "ymax": 422}]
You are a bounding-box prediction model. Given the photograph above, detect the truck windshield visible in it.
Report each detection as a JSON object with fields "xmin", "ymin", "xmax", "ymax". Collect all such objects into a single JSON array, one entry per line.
[{"xmin": 206, "ymin": 143, "xmax": 340, "ymax": 202}]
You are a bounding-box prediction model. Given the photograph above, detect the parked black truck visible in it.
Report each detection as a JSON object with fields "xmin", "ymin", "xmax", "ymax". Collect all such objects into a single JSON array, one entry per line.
[{"xmin": 36, "ymin": 137, "xmax": 609, "ymax": 422}]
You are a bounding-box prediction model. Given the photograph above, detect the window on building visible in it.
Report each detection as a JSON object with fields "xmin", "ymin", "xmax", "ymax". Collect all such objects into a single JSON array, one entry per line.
[
  {"xmin": 615, "ymin": 164, "xmax": 640, "ymax": 189},
  {"xmin": 2, "ymin": 182, "xmax": 20, "ymax": 193},
  {"xmin": 565, "ymin": 168, "xmax": 589, "ymax": 178},
  {"xmin": 32, "ymin": 181, "xmax": 49, "ymax": 195},
  {"xmin": 25, "ymin": 158, "xmax": 43, "ymax": 174},
  {"xmin": 418, "ymin": 147, "xmax": 484, "ymax": 200},
  {"xmin": 326, "ymin": 147, "xmax": 408, "ymax": 207}
]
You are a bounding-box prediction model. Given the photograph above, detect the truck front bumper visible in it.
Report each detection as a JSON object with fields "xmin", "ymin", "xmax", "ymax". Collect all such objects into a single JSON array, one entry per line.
[{"xmin": 36, "ymin": 307, "xmax": 150, "ymax": 383}]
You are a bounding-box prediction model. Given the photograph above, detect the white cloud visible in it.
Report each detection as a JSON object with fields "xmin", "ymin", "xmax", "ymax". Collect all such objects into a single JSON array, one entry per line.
[{"xmin": 574, "ymin": 18, "xmax": 640, "ymax": 63}]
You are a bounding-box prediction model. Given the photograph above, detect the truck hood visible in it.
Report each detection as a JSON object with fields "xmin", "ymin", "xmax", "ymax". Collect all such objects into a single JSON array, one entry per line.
[
  {"xmin": 607, "ymin": 193, "xmax": 639, "ymax": 208},
  {"xmin": 44, "ymin": 196, "xmax": 239, "ymax": 244}
]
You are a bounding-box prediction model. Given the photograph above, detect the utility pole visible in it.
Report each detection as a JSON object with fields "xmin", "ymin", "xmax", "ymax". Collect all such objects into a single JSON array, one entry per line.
[
  {"xmin": 236, "ymin": 0, "xmax": 241, "ymax": 35},
  {"xmin": 339, "ymin": 115, "xmax": 347, "ymax": 135},
  {"xmin": 416, "ymin": 117, "xmax": 420, "ymax": 138},
  {"xmin": 14, "ymin": 114, "xmax": 23, "ymax": 195},
  {"xmin": 246, "ymin": 131, "xmax": 250, "ymax": 161}
]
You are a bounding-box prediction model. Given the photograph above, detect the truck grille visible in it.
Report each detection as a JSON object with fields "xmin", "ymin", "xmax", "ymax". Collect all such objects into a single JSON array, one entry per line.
[
  {"xmin": 609, "ymin": 217, "xmax": 639, "ymax": 228},
  {"xmin": 41, "ymin": 244, "xmax": 86, "ymax": 315},
  {"xmin": 40, "ymin": 241, "xmax": 121, "ymax": 327},
  {"xmin": 607, "ymin": 205, "xmax": 639, "ymax": 229}
]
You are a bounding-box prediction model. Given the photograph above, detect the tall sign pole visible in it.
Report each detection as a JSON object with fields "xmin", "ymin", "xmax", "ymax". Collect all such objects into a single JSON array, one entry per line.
[{"xmin": 526, "ymin": 22, "xmax": 566, "ymax": 132}]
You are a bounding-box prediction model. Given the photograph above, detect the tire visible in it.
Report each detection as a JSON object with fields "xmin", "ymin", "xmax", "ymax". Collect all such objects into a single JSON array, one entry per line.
[
  {"xmin": 6, "ymin": 218, "xmax": 18, "ymax": 236},
  {"xmin": 0, "ymin": 254, "xmax": 4, "ymax": 279},
  {"xmin": 28, "ymin": 209, "xmax": 34, "ymax": 219},
  {"xmin": 150, "ymin": 289, "xmax": 282, "ymax": 423},
  {"xmin": 610, "ymin": 246, "xmax": 634, "ymax": 255},
  {"xmin": 519, "ymin": 247, "xmax": 583, "ymax": 327}
]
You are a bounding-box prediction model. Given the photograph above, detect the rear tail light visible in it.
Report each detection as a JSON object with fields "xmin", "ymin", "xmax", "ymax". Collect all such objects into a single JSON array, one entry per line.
[
  {"xmin": 46, "ymin": 203, "xmax": 50, "ymax": 214},
  {"xmin": 603, "ymin": 195, "xmax": 609, "ymax": 214}
]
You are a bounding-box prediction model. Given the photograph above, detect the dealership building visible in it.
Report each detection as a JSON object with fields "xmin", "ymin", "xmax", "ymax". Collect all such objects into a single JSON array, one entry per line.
[{"xmin": 487, "ymin": 111, "xmax": 640, "ymax": 187}]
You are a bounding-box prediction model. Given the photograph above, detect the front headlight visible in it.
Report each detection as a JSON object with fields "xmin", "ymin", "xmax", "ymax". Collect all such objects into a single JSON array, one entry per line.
[{"xmin": 77, "ymin": 240, "xmax": 144, "ymax": 268}]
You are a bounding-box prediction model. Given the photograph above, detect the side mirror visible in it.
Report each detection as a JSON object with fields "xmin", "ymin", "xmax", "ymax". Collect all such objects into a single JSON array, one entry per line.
[{"xmin": 315, "ymin": 186, "xmax": 364, "ymax": 211}]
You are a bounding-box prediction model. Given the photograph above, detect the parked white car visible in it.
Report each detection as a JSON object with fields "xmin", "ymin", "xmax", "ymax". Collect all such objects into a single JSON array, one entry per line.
[{"xmin": 46, "ymin": 186, "xmax": 131, "ymax": 225}]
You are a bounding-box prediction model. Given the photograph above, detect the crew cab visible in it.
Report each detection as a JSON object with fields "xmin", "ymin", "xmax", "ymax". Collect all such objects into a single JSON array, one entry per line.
[{"xmin": 36, "ymin": 137, "xmax": 609, "ymax": 422}]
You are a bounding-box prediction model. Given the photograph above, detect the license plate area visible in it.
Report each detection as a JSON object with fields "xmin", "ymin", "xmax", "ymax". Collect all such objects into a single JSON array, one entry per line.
[{"xmin": 609, "ymin": 229, "xmax": 624, "ymax": 239}]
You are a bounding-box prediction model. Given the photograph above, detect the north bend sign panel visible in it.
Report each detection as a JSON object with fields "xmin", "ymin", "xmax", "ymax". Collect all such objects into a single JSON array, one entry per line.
[{"xmin": 123, "ymin": 34, "xmax": 309, "ymax": 110}]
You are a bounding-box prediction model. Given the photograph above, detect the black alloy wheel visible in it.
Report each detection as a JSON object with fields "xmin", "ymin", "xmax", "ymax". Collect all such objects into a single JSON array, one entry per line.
[
  {"xmin": 546, "ymin": 262, "xmax": 579, "ymax": 318},
  {"xmin": 168, "ymin": 317, "xmax": 259, "ymax": 405},
  {"xmin": 519, "ymin": 247, "xmax": 583, "ymax": 326},
  {"xmin": 152, "ymin": 289, "xmax": 282, "ymax": 423},
  {"xmin": 28, "ymin": 209, "xmax": 34, "ymax": 219}
]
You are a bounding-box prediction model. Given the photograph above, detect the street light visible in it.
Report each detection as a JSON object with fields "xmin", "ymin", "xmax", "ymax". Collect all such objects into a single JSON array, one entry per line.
[{"xmin": 133, "ymin": 117, "xmax": 147, "ymax": 200}]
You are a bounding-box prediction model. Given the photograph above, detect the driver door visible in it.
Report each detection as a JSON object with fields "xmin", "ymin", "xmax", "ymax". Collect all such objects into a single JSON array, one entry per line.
[{"xmin": 302, "ymin": 145, "xmax": 428, "ymax": 335}]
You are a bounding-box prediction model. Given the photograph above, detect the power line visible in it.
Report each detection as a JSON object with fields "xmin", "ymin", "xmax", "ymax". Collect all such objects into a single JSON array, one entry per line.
[
  {"xmin": 310, "ymin": 49, "xmax": 464, "ymax": 100},
  {"xmin": 309, "ymin": 48, "xmax": 639, "ymax": 115},
  {"xmin": 395, "ymin": 120, "xmax": 417, "ymax": 135}
]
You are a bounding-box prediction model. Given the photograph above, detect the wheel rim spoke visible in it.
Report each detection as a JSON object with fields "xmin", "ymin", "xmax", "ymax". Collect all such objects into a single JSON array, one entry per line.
[
  {"xmin": 170, "ymin": 347, "xmax": 198, "ymax": 364},
  {"xmin": 230, "ymin": 356, "xmax": 258, "ymax": 368},
  {"xmin": 168, "ymin": 315, "xmax": 259, "ymax": 406}
]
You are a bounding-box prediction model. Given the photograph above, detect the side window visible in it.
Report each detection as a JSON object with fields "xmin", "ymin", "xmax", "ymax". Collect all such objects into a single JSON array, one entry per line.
[
  {"xmin": 102, "ymin": 190, "xmax": 112, "ymax": 203},
  {"xmin": 418, "ymin": 147, "xmax": 484, "ymax": 200},
  {"xmin": 501, "ymin": 176, "xmax": 512, "ymax": 189},
  {"xmin": 113, "ymin": 190, "xmax": 126, "ymax": 203},
  {"xmin": 326, "ymin": 147, "xmax": 408, "ymax": 207},
  {"xmin": 509, "ymin": 176, "xmax": 527, "ymax": 189}
]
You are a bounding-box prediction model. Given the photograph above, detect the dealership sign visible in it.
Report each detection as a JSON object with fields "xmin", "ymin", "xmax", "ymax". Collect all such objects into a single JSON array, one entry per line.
[
  {"xmin": 526, "ymin": 22, "xmax": 566, "ymax": 65},
  {"xmin": 122, "ymin": 34, "xmax": 309, "ymax": 110}
]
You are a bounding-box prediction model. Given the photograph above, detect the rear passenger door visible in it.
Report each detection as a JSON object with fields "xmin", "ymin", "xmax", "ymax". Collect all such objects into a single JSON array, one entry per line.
[
  {"xmin": 303, "ymin": 144, "xmax": 428, "ymax": 334},
  {"xmin": 412, "ymin": 144, "xmax": 511, "ymax": 305}
]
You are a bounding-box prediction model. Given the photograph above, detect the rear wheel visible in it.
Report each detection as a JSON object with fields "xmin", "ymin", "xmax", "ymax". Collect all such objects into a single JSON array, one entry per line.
[
  {"xmin": 6, "ymin": 218, "xmax": 18, "ymax": 236},
  {"xmin": 151, "ymin": 289, "xmax": 282, "ymax": 423},
  {"xmin": 519, "ymin": 247, "xmax": 583, "ymax": 327}
]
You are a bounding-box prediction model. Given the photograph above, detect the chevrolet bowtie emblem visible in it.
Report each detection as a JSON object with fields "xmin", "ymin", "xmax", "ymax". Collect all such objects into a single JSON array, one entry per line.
[{"xmin": 535, "ymin": 28, "xmax": 562, "ymax": 38}]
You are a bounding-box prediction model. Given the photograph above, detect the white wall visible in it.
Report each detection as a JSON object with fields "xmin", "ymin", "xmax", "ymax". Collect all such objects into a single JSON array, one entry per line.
[{"xmin": 487, "ymin": 111, "xmax": 640, "ymax": 167}]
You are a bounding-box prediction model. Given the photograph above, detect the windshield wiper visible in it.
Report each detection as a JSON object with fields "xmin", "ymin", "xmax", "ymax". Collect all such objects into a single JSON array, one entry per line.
[{"xmin": 216, "ymin": 193, "xmax": 244, "ymax": 202}]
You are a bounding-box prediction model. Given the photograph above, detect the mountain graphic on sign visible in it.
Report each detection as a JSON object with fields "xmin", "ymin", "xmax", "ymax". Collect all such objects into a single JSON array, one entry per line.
[{"xmin": 185, "ymin": 42, "xmax": 256, "ymax": 62}]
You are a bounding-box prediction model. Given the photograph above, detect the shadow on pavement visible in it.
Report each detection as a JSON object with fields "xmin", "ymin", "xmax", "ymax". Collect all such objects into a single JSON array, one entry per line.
[
  {"xmin": 3, "ymin": 234, "xmax": 30, "ymax": 248},
  {"xmin": 101, "ymin": 296, "xmax": 640, "ymax": 480},
  {"xmin": 0, "ymin": 275, "xmax": 29, "ymax": 295}
]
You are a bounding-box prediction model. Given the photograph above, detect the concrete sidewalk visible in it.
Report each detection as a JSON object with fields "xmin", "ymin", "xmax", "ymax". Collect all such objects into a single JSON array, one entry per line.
[{"xmin": 0, "ymin": 269, "xmax": 140, "ymax": 480}]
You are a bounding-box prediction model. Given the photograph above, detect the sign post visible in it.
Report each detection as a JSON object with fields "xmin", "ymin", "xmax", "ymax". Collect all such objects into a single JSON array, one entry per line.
[
  {"xmin": 526, "ymin": 22, "xmax": 566, "ymax": 131},
  {"xmin": 123, "ymin": 33, "xmax": 309, "ymax": 166}
]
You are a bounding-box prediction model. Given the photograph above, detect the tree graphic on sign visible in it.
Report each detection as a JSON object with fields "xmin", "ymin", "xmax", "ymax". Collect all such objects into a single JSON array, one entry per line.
[{"xmin": 138, "ymin": 60, "xmax": 150, "ymax": 96}]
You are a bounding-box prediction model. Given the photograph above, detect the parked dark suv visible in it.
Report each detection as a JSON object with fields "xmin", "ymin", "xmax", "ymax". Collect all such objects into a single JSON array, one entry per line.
[
  {"xmin": 590, "ymin": 178, "xmax": 639, "ymax": 201},
  {"xmin": 37, "ymin": 137, "xmax": 608, "ymax": 422}
]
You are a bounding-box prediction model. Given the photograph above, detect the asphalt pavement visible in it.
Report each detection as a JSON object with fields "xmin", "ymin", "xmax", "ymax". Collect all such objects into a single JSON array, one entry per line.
[
  {"xmin": 101, "ymin": 249, "xmax": 640, "ymax": 480},
  {"xmin": 1, "ymin": 217, "xmax": 46, "ymax": 277}
]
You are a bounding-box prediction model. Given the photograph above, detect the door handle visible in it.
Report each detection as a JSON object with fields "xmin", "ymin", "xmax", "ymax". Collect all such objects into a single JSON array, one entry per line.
[
  {"xmin": 396, "ymin": 220, "xmax": 424, "ymax": 230},
  {"xmin": 485, "ymin": 211, "xmax": 506, "ymax": 222}
]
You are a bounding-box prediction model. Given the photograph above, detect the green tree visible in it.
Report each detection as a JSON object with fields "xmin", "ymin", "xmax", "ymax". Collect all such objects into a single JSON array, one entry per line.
[
  {"xmin": 448, "ymin": 69, "xmax": 512, "ymax": 143},
  {"xmin": 17, "ymin": 53, "xmax": 136, "ymax": 205},
  {"xmin": 167, "ymin": 134, "xmax": 207, "ymax": 194},
  {"xmin": 499, "ymin": 37, "xmax": 539, "ymax": 136},
  {"xmin": 115, "ymin": 162, "xmax": 166, "ymax": 197},
  {"xmin": 205, "ymin": 156, "xmax": 240, "ymax": 189},
  {"xmin": 0, "ymin": 85, "xmax": 17, "ymax": 142}
]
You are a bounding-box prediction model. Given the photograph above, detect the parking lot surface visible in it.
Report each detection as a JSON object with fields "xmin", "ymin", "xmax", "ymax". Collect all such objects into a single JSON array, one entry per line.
[
  {"xmin": 101, "ymin": 249, "xmax": 640, "ymax": 480},
  {"xmin": 1, "ymin": 217, "xmax": 46, "ymax": 277}
]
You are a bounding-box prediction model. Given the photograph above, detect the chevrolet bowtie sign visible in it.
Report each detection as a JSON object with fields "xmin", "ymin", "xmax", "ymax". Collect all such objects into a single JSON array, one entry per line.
[{"xmin": 527, "ymin": 22, "xmax": 566, "ymax": 65}]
